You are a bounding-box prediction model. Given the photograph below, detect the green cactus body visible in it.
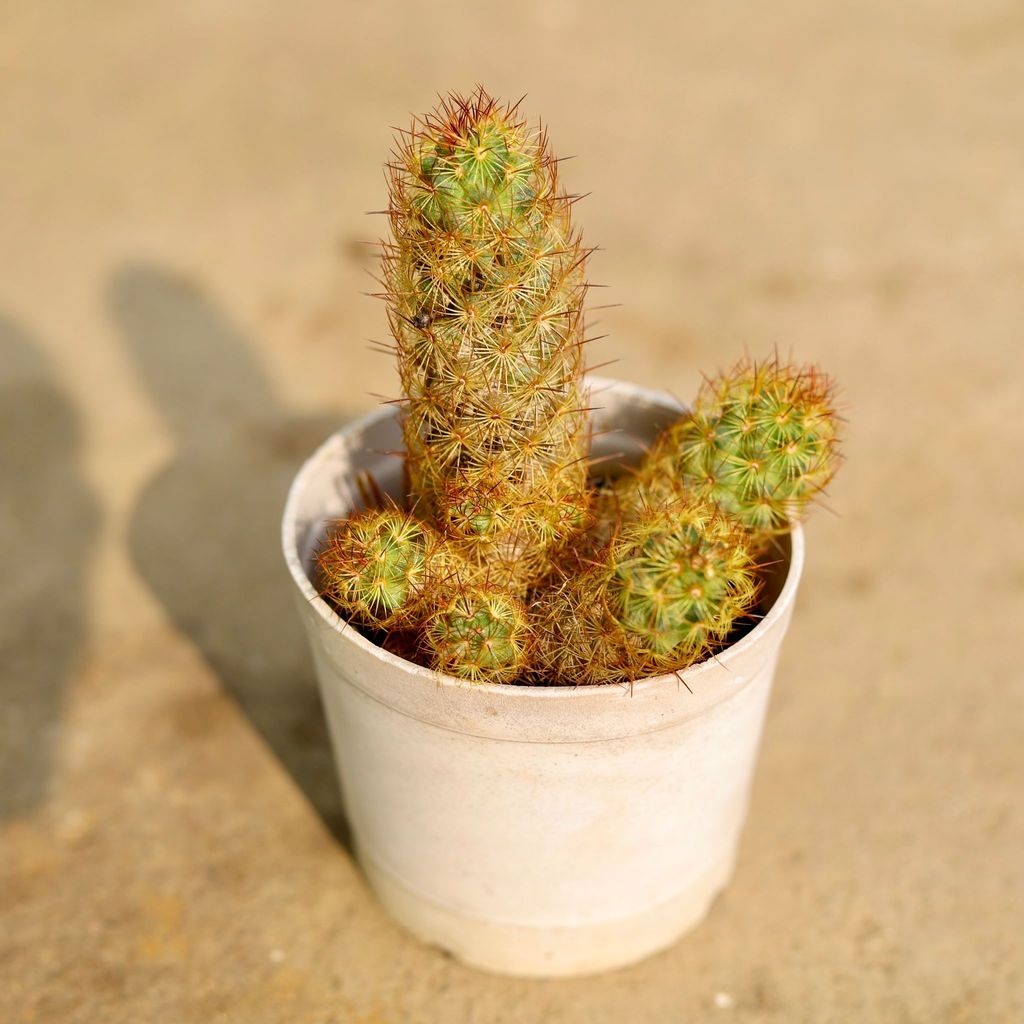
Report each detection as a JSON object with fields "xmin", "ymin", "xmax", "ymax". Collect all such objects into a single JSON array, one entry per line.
[
  {"xmin": 318, "ymin": 95, "xmax": 844, "ymax": 687},
  {"xmin": 632, "ymin": 360, "xmax": 839, "ymax": 539},
  {"xmin": 533, "ymin": 499, "xmax": 758, "ymax": 685},
  {"xmin": 384, "ymin": 88, "xmax": 591, "ymax": 591},
  {"xmin": 426, "ymin": 586, "xmax": 532, "ymax": 684},
  {"xmin": 316, "ymin": 507, "xmax": 436, "ymax": 629}
]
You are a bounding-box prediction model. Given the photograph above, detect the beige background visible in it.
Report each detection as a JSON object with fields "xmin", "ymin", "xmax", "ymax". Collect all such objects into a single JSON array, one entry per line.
[{"xmin": 2, "ymin": 1, "xmax": 1022, "ymax": 1021}]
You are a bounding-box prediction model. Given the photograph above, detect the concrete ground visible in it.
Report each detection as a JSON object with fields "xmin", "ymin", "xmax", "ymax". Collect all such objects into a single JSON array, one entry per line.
[{"xmin": 2, "ymin": 2, "xmax": 1022, "ymax": 1021}]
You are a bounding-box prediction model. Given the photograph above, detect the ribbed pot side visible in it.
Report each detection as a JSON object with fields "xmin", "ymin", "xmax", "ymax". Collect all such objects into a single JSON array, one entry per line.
[{"xmin": 282, "ymin": 377, "xmax": 805, "ymax": 978}]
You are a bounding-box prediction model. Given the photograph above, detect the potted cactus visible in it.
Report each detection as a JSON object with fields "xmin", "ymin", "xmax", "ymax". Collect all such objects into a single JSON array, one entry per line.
[{"xmin": 282, "ymin": 88, "xmax": 840, "ymax": 977}]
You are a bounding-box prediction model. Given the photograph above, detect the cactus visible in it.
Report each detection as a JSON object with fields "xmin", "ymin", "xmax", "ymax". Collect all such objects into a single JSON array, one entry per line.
[
  {"xmin": 316, "ymin": 93, "xmax": 843, "ymax": 688},
  {"xmin": 626, "ymin": 359, "xmax": 839, "ymax": 540},
  {"xmin": 533, "ymin": 498, "xmax": 759, "ymax": 685},
  {"xmin": 315, "ymin": 506, "xmax": 437, "ymax": 629},
  {"xmin": 383, "ymin": 87, "xmax": 592, "ymax": 591},
  {"xmin": 426, "ymin": 586, "xmax": 532, "ymax": 684}
]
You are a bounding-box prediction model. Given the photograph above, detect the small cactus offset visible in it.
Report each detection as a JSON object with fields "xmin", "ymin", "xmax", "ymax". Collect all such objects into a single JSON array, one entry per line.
[
  {"xmin": 426, "ymin": 586, "xmax": 532, "ymax": 684},
  {"xmin": 626, "ymin": 358, "xmax": 840, "ymax": 541},
  {"xmin": 532, "ymin": 498, "xmax": 759, "ymax": 685},
  {"xmin": 315, "ymin": 507, "xmax": 437, "ymax": 630},
  {"xmin": 383, "ymin": 87, "xmax": 592, "ymax": 591},
  {"xmin": 611, "ymin": 501, "xmax": 758, "ymax": 661},
  {"xmin": 318, "ymin": 91, "xmax": 843, "ymax": 687}
]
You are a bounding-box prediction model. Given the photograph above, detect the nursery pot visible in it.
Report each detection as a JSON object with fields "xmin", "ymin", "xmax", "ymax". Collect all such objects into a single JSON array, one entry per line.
[{"xmin": 282, "ymin": 377, "xmax": 804, "ymax": 978}]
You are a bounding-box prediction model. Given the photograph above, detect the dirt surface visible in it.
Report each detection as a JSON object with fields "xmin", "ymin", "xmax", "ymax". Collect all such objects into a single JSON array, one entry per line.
[{"xmin": 2, "ymin": 2, "xmax": 1022, "ymax": 1021}]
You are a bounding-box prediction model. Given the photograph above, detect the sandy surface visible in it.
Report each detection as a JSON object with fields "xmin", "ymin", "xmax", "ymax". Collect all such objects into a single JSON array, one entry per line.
[{"xmin": 2, "ymin": 2, "xmax": 1022, "ymax": 1021}]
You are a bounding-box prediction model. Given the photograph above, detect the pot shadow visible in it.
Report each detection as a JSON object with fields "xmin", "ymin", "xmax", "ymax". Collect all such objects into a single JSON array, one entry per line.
[
  {"xmin": 0, "ymin": 317, "xmax": 101, "ymax": 821},
  {"xmin": 109, "ymin": 262, "xmax": 352, "ymax": 845}
]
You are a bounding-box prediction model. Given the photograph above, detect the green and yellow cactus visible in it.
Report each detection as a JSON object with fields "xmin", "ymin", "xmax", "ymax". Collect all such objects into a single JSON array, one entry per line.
[
  {"xmin": 315, "ymin": 90, "xmax": 842, "ymax": 686},
  {"xmin": 533, "ymin": 497, "xmax": 759, "ymax": 685},
  {"xmin": 383, "ymin": 87, "xmax": 592, "ymax": 592},
  {"xmin": 624, "ymin": 358, "xmax": 840, "ymax": 542},
  {"xmin": 426, "ymin": 586, "xmax": 532, "ymax": 684},
  {"xmin": 315, "ymin": 506, "xmax": 438, "ymax": 630}
]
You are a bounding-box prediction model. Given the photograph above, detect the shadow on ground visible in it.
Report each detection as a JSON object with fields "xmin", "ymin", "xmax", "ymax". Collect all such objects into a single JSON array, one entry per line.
[
  {"xmin": 0, "ymin": 317, "xmax": 100, "ymax": 821},
  {"xmin": 109, "ymin": 262, "xmax": 351, "ymax": 843}
]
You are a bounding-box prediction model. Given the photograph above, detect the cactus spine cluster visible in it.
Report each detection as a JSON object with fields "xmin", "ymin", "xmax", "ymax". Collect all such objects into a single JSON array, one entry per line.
[
  {"xmin": 315, "ymin": 90, "xmax": 842, "ymax": 686},
  {"xmin": 383, "ymin": 88, "xmax": 591, "ymax": 592}
]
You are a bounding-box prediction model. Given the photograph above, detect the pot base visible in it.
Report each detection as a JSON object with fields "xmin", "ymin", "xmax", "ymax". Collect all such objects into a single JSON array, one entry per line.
[{"xmin": 357, "ymin": 839, "xmax": 736, "ymax": 978}]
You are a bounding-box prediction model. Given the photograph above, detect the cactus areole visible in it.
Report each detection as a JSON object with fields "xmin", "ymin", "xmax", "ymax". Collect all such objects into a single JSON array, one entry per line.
[{"xmin": 313, "ymin": 89, "xmax": 842, "ymax": 686}]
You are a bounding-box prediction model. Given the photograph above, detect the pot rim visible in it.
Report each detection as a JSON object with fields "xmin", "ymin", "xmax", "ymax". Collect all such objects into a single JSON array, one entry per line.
[{"xmin": 282, "ymin": 376, "xmax": 805, "ymax": 699}]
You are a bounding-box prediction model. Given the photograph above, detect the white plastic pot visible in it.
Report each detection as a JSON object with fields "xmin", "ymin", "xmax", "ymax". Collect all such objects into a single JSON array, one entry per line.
[{"xmin": 282, "ymin": 378, "xmax": 804, "ymax": 978}]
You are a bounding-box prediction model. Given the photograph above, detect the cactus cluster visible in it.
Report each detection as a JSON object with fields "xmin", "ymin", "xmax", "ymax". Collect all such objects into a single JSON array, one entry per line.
[{"xmin": 315, "ymin": 89, "xmax": 842, "ymax": 686}]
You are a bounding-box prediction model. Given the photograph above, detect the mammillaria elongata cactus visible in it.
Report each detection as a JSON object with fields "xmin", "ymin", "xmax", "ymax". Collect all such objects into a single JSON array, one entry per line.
[
  {"xmin": 624, "ymin": 358, "xmax": 840, "ymax": 542},
  {"xmin": 426, "ymin": 587, "xmax": 532, "ymax": 684},
  {"xmin": 315, "ymin": 90, "xmax": 842, "ymax": 685},
  {"xmin": 315, "ymin": 507, "xmax": 437, "ymax": 630},
  {"xmin": 383, "ymin": 88, "xmax": 592, "ymax": 592},
  {"xmin": 533, "ymin": 498, "xmax": 758, "ymax": 685}
]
